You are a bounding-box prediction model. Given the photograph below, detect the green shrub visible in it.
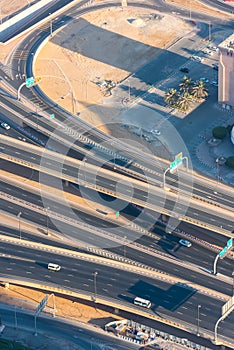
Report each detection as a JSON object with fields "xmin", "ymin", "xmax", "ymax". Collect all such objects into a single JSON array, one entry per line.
[
  {"xmin": 226, "ymin": 124, "xmax": 234, "ymax": 134},
  {"xmin": 212, "ymin": 126, "xmax": 227, "ymax": 139},
  {"xmin": 226, "ymin": 156, "xmax": 234, "ymax": 168}
]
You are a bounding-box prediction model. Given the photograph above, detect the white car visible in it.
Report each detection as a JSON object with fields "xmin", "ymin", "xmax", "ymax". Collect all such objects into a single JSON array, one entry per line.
[
  {"xmin": 0, "ymin": 122, "xmax": 10, "ymax": 130},
  {"xmin": 151, "ymin": 129, "xmax": 161, "ymax": 136},
  {"xmin": 210, "ymin": 81, "xmax": 218, "ymax": 87},
  {"xmin": 199, "ymin": 77, "xmax": 209, "ymax": 83},
  {"xmin": 48, "ymin": 263, "xmax": 61, "ymax": 271},
  {"xmin": 208, "ymin": 45, "xmax": 218, "ymax": 51},
  {"xmin": 192, "ymin": 55, "xmax": 204, "ymax": 62},
  {"xmin": 179, "ymin": 239, "xmax": 192, "ymax": 247},
  {"xmin": 202, "ymin": 49, "xmax": 213, "ymax": 56}
]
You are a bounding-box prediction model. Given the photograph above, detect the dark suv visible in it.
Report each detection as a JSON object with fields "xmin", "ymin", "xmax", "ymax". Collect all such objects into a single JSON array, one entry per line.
[{"xmin": 180, "ymin": 67, "xmax": 190, "ymax": 73}]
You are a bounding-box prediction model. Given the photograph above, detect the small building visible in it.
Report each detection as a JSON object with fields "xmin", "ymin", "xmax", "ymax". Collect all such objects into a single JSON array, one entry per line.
[{"xmin": 218, "ymin": 32, "xmax": 234, "ymax": 109}]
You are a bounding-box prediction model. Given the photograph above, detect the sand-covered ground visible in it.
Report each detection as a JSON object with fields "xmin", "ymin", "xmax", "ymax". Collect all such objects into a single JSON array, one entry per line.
[{"xmin": 34, "ymin": 7, "xmax": 192, "ymax": 116}]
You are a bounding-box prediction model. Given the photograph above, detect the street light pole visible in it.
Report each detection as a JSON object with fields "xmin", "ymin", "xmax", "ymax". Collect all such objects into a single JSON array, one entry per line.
[
  {"xmin": 123, "ymin": 236, "xmax": 127, "ymax": 257},
  {"xmin": 197, "ymin": 304, "xmax": 201, "ymax": 336},
  {"xmin": 46, "ymin": 207, "xmax": 50, "ymax": 235},
  {"xmin": 208, "ymin": 22, "xmax": 212, "ymax": 42},
  {"xmin": 93, "ymin": 272, "xmax": 98, "ymax": 301},
  {"xmin": 17, "ymin": 212, "xmax": 22, "ymax": 240},
  {"xmin": 49, "ymin": 13, "xmax": 53, "ymax": 37}
]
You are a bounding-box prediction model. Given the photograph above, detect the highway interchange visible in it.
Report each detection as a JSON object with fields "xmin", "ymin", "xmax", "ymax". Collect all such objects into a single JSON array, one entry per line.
[{"xmin": 0, "ymin": 0, "xmax": 234, "ymax": 349}]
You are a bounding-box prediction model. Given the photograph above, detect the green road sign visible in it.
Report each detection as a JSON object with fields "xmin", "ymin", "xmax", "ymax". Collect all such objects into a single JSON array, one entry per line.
[
  {"xmin": 115, "ymin": 211, "xmax": 120, "ymax": 218},
  {"xmin": 49, "ymin": 114, "xmax": 55, "ymax": 119},
  {"xmin": 26, "ymin": 77, "xmax": 34, "ymax": 87},
  {"xmin": 170, "ymin": 155, "xmax": 183, "ymax": 172},
  {"xmin": 219, "ymin": 246, "xmax": 227, "ymax": 258},
  {"xmin": 227, "ymin": 238, "xmax": 233, "ymax": 249}
]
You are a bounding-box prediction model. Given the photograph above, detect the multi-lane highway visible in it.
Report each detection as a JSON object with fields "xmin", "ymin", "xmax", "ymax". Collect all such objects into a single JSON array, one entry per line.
[{"xmin": 0, "ymin": 240, "xmax": 233, "ymax": 340}]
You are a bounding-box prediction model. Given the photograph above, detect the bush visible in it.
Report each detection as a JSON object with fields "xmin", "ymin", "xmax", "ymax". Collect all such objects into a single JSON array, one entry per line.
[
  {"xmin": 212, "ymin": 126, "xmax": 227, "ymax": 139},
  {"xmin": 226, "ymin": 156, "xmax": 234, "ymax": 168},
  {"xmin": 226, "ymin": 124, "xmax": 234, "ymax": 134}
]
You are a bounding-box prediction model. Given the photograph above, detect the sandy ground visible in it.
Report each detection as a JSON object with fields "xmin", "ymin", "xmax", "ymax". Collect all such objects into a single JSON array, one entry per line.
[
  {"xmin": 0, "ymin": 284, "xmax": 122, "ymax": 325},
  {"xmin": 34, "ymin": 7, "xmax": 192, "ymax": 117}
]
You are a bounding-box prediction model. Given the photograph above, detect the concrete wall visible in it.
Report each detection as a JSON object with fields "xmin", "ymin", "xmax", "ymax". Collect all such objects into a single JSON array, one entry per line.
[{"xmin": 0, "ymin": 0, "xmax": 54, "ymax": 32}]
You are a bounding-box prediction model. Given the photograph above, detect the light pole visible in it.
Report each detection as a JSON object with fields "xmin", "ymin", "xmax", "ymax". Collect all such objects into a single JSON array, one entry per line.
[
  {"xmin": 197, "ymin": 304, "xmax": 201, "ymax": 336},
  {"xmin": 123, "ymin": 236, "xmax": 127, "ymax": 257},
  {"xmin": 189, "ymin": 0, "xmax": 192, "ymax": 20},
  {"xmin": 14, "ymin": 306, "xmax": 18, "ymax": 329},
  {"xmin": 93, "ymin": 272, "xmax": 98, "ymax": 301},
  {"xmin": 208, "ymin": 22, "xmax": 212, "ymax": 42},
  {"xmin": 17, "ymin": 212, "xmax": 22, "ymax": 240},
  {"xmin": 49, "ymin": 13, "xmax": 53, "ymax": 37},
  {"xmin": 46, "ymin": 207, "xmax": 50, "ymax": 235},
  {"xmin": 215, "ymin": 158, "xmax": 220, "ymax": 182}
]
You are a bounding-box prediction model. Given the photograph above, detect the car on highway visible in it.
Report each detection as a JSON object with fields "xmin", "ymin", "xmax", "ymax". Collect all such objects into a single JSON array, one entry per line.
[
  {"xmin": 0, "ymin": 121, "xmax": 10, "ymax": 130},
  {"xmin": 179, "ymin": 239, "xmax": 192, "ymax": 247},
  {"xmin": 151, "ymin": 129, "xmax": 161, "ymax": 136},
  {"xmin": 48, "ymin": 263, "xmax": 61, "ymax": 271},
  {"xmin": 179, "ymin": 67, "xmax": 190, "ymax": 73}
]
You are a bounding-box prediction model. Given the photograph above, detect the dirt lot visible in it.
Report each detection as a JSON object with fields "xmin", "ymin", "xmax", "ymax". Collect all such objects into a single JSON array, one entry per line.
[
  {"xmin": 34, "ymin": 7, "xmax": 192, "ymax": 118},
  {"xmin": 0, "ymin": 284, "xmax": 121, "ymax": 325}
]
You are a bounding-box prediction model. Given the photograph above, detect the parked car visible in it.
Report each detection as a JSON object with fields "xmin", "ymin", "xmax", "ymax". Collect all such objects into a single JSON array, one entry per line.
[
  {"xmin": 210, "ymin": 81, "xmax": 218, "ymax": 87},
  {"xmin": 192, "ymin": 55, "xmax": 204, "ymax": 62},
  {"xmin": 199, "ymin": 77, "xmax": 209, "ymax": 83},
  {"xmin": 202, "ymin": 49, "xmax": 213, "ymax": 56},
  {"xmin": 208, "ymin": 44, "xmax": 218, "ymax": 51},
  {"xmin": 179, "ymin": 239, "xmax": 192, "ymax": 247},
  {"xmin": 0, "ymin": 122, "xmax": 10, "ymax": 130},
  {"xmin": 151, "ymin": 129, "xmax": 161, "ymax": 136},
  {"xmin": 212, "ymin": 64, "xmax": 219, "ymax": 71},
  {"xmin": 180, "ymin": 67, "xmax": 190, "ymax": 73}
]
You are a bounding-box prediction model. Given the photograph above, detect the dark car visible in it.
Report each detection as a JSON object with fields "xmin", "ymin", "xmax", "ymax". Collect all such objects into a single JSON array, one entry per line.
[
  {"xmin": 212, "ymin": 64, "xmax": 219, "ymax": 71},
  {"xmin": 180, "ymin": 67, "xmax": 190, "ymax": 73}
]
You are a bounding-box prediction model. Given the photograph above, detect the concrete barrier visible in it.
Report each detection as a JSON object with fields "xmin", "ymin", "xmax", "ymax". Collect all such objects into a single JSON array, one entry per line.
[{"xmin": 0, "ymin": 0, "xmax": 54, "ymax": 32}]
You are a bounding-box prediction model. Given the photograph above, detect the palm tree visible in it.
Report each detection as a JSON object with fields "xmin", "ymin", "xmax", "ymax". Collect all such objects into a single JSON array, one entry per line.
[
  {"xmin": 179, "ymin": 76, "xmax": 193, "ymax": 93},
  {"xmin": 191, "ymin": 80, "xmax": 208, "ymax": 100},
  {"xmin": 178, "ymin": 91, "xmax": 193, "ymax": 111},
  {"xmin": 164, "ymin": 88, "xmax": 179, "ymax": 106}
]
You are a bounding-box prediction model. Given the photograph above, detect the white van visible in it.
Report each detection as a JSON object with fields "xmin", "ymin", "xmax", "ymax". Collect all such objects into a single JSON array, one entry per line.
[
  {"xmin": 134, "ymin": 297, "xmax": 151, "ymax": 309},
  {"xmin": 48, "ymin": 263, "xmax": 61, "ymax": 271}
]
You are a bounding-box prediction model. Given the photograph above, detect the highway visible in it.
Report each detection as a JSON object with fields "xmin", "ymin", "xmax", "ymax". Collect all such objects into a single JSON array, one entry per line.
[
  {"xmin": 1, "ymin": 137, "xmax": 234, "ymax": 237},
  {"xmin": 0, "ymin": 241, "xmax": 233, "ymax": 339}
]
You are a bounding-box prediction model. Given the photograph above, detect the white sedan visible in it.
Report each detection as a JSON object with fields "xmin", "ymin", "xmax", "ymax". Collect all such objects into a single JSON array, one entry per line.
[
  {"xmin": 179, "ymin": 239, "xmax": 192, "ymax": 247},
  {"xmin": 151, "ymin": 129, "xmax": 161, "ymax": 136},
  {"xmin": 0, "ymin": 122, "xmax": 10, "ymax": 130}
]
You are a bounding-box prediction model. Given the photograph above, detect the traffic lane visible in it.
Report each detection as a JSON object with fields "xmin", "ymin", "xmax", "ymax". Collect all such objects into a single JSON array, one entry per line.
[
  {"xmin": 0, "ymin": 0, "xmax": 76, "ymax": 43},
  {"xmin": 0, "ymin": 251, "xmax": 231, "ymax": 335},
  {"xmin": 0, "ymin": 195, "xmax": 121, "ymax": 235},
  {"xmin": 0, "ymin": 307, "xmax": 137, "ymax": 350},
  {"xmin": 136, "ymin": 234, "xmax": 234, "ymax": 278},
  {"xmin": 110, "ymin": 244, "xmax": 233, "ymax": 297}
]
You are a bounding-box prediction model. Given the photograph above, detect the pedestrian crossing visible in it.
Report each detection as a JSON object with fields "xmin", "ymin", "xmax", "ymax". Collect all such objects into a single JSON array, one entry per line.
[{"xmin": 12, "ymin": 49, "xmax": 29, "ymax": 60}]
